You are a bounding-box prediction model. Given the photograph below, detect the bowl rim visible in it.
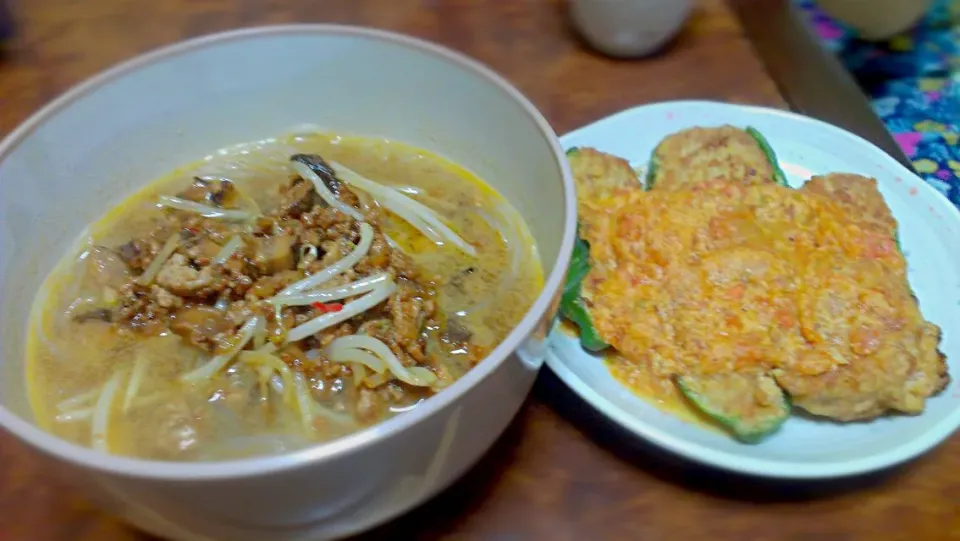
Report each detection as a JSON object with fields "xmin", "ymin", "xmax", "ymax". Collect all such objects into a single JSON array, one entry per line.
[{"xmin": 0, "ymin": 24, "xmax": 577, "ymax": 480}]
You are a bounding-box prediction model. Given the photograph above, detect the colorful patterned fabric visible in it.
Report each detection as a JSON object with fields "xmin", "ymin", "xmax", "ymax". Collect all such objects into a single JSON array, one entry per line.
[{"xmin": 795, "ymin": 0, "xmax": 960, "ymax": 208}]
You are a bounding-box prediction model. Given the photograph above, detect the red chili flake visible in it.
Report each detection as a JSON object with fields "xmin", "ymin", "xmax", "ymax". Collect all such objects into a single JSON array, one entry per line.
[
  {"xmin": 727, "ymin": 283, "xmax": 746, "ymax": 300},
  {"xmin": 311, "ymin": 302, "xmax": 343, "ymax": 313}
]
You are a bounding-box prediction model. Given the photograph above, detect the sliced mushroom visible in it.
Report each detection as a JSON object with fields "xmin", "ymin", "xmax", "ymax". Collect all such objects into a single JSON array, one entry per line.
[
  {"xmin": 178, "ymin": 176, "xmax": 239, "ymax": 208},
  {"xmin": 86, "ymin": 246, "xmax": 131, "ymax": 290},
  {"xmin": 443, "ymin": 320, "xmax": 473, "ymax": 343},
  {"xmin": 290, "ymin": 154, "xmax": 342, "ymax": 197},
  {"xmin": 253, "ymin": 234, "xmax": 296, "ymax": 274},
  {"xmin": 73, "ymin": 308, "xmax": 114, "ymax": 323},
  {"xmin": 170, "ymin": 305, "xmax": 236, "ymax": 350}
]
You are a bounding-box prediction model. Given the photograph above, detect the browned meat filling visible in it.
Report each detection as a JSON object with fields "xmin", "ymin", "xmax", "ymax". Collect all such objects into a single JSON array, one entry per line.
[
  {"xmin": 89, "ymin": 157, "xmax": 486, "ymax": 424},
  {"xmin": 28, "ymin": 132, "xmax": 546, "ymax": 462}
]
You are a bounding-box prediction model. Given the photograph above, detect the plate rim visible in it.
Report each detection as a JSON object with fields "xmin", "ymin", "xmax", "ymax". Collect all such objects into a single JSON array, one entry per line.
[{"xmin": 548, "ymin": 99, "xmax": 960, "ymax": 479}]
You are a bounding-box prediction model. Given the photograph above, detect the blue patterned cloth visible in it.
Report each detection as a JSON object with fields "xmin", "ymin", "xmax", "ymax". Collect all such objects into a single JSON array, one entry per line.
[{"xmin": 795, "ymin": 0, "xmax": 960, "ymax": 208}]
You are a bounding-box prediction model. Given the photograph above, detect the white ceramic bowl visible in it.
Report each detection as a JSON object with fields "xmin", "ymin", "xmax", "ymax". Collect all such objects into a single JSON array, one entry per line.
[
  {"xmin": 817, "ymin": 0, "xmax": 935, "ymax": 40},
  {"xmin": 0, "ymin": 26, "xmax": 576, "ymax": 540},
  {"xmin": 567, "ymin": 0, "xmax": 693, "ymax": 58}
]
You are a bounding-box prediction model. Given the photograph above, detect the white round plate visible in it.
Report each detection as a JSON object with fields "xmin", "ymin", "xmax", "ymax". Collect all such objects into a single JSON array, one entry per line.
[{"xmin": 546, "ymin": 100, "xmax": 960, "ymax": 479}]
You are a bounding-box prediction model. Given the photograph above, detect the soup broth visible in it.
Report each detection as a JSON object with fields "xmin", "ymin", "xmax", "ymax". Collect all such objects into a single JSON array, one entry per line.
[{"xmin": 27, "ymin": 133, "xmax": 543, "ymax": 461}]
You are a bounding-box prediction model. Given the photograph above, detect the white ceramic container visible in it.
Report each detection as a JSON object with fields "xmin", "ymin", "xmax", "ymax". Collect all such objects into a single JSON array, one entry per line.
[
  {"xmin": 817, "ymin": 0, "xmax": 935, "ymax": 40},
  {"xmin": 0, "ymin": 25, "xmax": 576, "ymax": 541},
  {"xmin": 568, "ymin": 0, "xmax": 694, "ymax": 58}
]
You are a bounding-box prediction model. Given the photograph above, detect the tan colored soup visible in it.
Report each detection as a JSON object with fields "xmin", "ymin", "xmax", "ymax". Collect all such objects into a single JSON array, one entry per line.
[{"xmin": 27, "ymin": 133, "xmax": 543, "ymax": 461}]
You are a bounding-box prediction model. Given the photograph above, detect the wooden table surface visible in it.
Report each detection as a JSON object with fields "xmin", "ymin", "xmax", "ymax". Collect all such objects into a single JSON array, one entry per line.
[{"xmin": 1, "ymin": 0, "xmax": 957, "ymax": 540}]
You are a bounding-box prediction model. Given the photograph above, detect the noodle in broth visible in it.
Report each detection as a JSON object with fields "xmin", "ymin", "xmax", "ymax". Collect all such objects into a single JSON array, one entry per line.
[{"xmin": 26, "ymin": 133, "xmax": 543, "ymax": 461}]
